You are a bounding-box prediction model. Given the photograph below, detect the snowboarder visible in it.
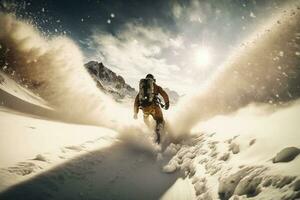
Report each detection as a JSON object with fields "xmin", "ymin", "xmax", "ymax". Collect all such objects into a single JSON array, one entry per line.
[{"xmin": 133, "ymin": 74, "xmax": 169, "ymax": 144}]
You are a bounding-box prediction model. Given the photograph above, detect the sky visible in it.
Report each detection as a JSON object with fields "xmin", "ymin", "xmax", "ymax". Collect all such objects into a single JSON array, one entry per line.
[{"xmin": 0, "ymin": 0, "xmax": 288, "ymax": 94}]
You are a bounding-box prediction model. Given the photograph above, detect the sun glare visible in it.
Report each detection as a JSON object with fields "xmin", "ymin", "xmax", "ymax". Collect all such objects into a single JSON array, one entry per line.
[{"xmin": 195, "ymin": 47, "xmax": 212, "ymax": 67}]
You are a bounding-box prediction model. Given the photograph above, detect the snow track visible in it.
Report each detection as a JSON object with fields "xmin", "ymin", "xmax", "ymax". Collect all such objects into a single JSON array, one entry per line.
[{"xmin": 0, "ymin": 137, "xmax": 178, "ymax": 200}]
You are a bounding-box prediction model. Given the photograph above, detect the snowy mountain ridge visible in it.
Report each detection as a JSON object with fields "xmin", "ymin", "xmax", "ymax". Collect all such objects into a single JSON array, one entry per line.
[{"xmin": 84, "ymin": 61, "xmax": 137, "ymax": 100}]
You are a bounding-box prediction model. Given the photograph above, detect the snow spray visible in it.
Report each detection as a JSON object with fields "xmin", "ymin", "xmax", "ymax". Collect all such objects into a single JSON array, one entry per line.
[
  {"xmin": 169, "ymin": 3, "xmax": 300, "ymax": 138},
  {"xmin": 0, "ymin": 13, "xmax": 117, "ymax": 126}
]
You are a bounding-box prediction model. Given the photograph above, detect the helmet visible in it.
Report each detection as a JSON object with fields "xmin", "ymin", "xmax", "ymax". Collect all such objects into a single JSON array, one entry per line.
[{"xmin": 146, "ymin": 74, "xmax": 155, "ymax": 82}]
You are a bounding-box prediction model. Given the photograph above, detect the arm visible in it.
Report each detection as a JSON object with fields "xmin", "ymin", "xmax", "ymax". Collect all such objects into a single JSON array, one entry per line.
[
  {"xmin": 134, "ymin": 93, "xmax": 140, "ymax": 115},
  {"xmin": 157, "ymin": 86, "xmax": 169, "ymax": 105}
]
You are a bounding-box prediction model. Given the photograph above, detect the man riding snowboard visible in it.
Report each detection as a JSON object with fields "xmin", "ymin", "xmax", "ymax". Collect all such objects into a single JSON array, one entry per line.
[{"xmin": 134, "ymin": 74, "xmax": 169, "ymax": 144}]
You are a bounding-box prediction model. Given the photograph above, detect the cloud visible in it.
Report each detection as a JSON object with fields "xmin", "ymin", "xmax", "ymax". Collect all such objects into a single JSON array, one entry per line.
[
  {"xmin": 171, "ymin": 0, "xmax": 213, "ymax": 24},
  {"xmin": 85, "ymin": 0, "xmax": 283, "ymax": 95},
  {"xmin": 172, "ymin": 1, "xmax": 183, "ymax": 19},
  {"xmin": 90, "ymin": 22, "xmax": 188, "ymax": 92}
]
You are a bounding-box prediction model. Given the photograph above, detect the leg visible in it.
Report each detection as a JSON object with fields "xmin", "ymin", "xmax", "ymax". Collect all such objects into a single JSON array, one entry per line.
[
  {"xmin": 143, "ymin": 113, "xmax": 151, "ymax": 128},
  {"xmin": 152, "ymin": 106, "xmax": 164, "ymax": 144},
  {"xmin": 142, "ymin": 106, "xmax": 152, "ymax": 128},
  {"xmin": 155, "ymin": 123, "xmax": 163, "ymax": 144}
]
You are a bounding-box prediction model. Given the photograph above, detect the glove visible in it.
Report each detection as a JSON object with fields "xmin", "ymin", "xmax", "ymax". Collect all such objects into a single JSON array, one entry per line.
[
  {"xmin": 133, "ymin": 113, "xmax": 138, "ymax": 119},
  {"xmin": 165, "ymin": 102, "xmax": 169, "ymax": 110}
]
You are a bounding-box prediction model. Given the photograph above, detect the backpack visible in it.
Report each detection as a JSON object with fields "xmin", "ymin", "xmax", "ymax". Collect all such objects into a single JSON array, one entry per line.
[{"xmin": 138, "ymin": 78, "xmax": 155, "ymax": 107}]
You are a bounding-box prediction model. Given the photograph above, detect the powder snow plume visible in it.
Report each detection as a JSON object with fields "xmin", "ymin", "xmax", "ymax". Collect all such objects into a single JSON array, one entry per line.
[
  {"xmin": 169, "ymin": 2, "xmax": 300, "ymax": 138},
  {"xmin": 0, "ymin": 13, "xmax": 154, "ymax": 149},
  {"xmin": 0, "ymin": 13, "xmax": 119, "ymax": 127}
]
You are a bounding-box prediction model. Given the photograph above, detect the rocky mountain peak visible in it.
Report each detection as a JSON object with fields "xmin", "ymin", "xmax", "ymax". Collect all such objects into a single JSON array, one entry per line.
[{"xmin": 85, "ymin": 61, "xmax": 136, "ymax": 100}]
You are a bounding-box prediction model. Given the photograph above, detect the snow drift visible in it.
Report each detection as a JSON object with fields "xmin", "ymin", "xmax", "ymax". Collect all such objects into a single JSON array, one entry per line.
[
  {"xmin": 0, "ymin": 13, "xmax": 118, "ymax": 126},
  {"xmin": 161, "ymin": 99, "xmax": 300, "ymax": 200},
  {"xmin": 170, "ymin": 3, "xmax": 300, "ymax": 137}
]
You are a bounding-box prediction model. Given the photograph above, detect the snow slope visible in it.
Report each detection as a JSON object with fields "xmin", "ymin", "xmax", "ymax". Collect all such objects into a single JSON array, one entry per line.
[
  {"xmin": 0, "ymin": 72, "xmax": 180, "ymax": 200},
  {"xmin": 162, "ymin": 103, "xmax": 300, "ymax": 200},
  {"xmin": 0, "ymin": 65, "xmax": 183, "ymax": 200},
  {"xmin": 0, "ymin": 108, "xmax": 117, "ymax": 191},
  {"xmin": 1, "ymin": 100, "xmax": 299, "ymax": 200},
  {"xmin": 0, "ymin": 72, "xmax": 50, "ymax": 109},
  {"xmin": 0, "ymin": 72, "xmax": 55, "ymax": 118}
]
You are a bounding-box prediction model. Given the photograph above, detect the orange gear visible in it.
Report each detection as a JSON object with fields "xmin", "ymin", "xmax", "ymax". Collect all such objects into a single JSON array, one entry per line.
[
  {"xmin": 142, "ymin": 104, "xmax": 164, "ymax": 125},
  {"xmin": 134, "ymin": 83, "xmax": 169, "ymax": 124},
  {"xmin": 134, "ymin": 83, "xmax": 169, "ymax": 144}
]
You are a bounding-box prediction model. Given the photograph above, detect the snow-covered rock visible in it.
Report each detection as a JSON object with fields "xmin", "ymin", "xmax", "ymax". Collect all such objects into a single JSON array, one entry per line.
[{"xmin": 272, "ymin": 147, "xmax": 300, "ymax": 163}]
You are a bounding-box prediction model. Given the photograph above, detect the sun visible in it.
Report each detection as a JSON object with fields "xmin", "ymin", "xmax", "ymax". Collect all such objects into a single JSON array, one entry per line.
[{"xmin": 195, "ymin": 47, "xmax": 212, "ymax": 67}]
